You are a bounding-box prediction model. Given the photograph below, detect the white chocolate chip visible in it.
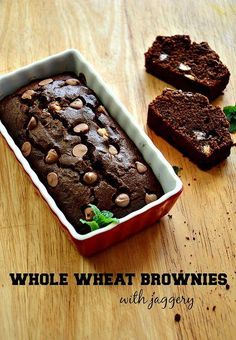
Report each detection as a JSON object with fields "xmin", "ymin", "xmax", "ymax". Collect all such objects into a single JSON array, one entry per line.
[
  {"xmin": 159, "ymin": 53, "xmax": 168, "ymax": 61},
  {"xmin": 193, "ymin": 130, "xmax": 207, "ymax": 141},
  {"xmin": 49, "ymin": 101, "xmax": 61, "ymax": 112},
  {"xmin": 73, "ymin": 123, "xmax": 89, "ymax": 134},
  {"xmin": 115, "ymin": 194, "xmax": 130, "ymax": 207},
  {"xmin": 135, "ymin": 161, "xmax": 147, "ymax": 174},
  {"xmin": 202, "ymin": 145, "xmax": 212, "ymax": 156},
  {"xmin": 39, "ymin": 78, "xmax": 53, "ymax": 86},
  {"xmin": 21, "ymin": 141, "xmax": 32, "ymax": 157},
  {"xmin": 72, "ymin": 144, "xmax": 88, "ymax": 158},
  {"xmin": 145, "ymin": 193, "xmax": 158, "ymax": 204},
  {"xmin": 184, "ymin": 74, "xmax": 195, "ymax": 80},
  {"xmin": 70, "ymin": 99, "xmax": 83, "ymax": 109},
  {"xmin": 178, "ymin": 63, "xmax": 191, "ymax": 71},
  {"xmin": 21, "ymin": 90, "xmax": 36, "ymax": 100},
  {"xmin": 65, "ymin": 78, "xmax": 80, "ymax": 86}
]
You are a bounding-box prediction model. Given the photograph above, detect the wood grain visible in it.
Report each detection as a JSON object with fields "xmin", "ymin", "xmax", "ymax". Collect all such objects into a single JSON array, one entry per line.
[{"xmin": 0, "ymin": 0, "xmax": 235, "ymax": 339}]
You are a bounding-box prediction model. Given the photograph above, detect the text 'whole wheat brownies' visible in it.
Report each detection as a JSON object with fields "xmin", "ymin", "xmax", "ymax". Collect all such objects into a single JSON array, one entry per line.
[
  {"xmin": 147, "ymin": 89, "xmax": 233, "ymax": 169},
  {"xmin": 145, "ymin": 35, "xmax": 230, "ymax": 99},
  {"xmin": 0, "ymin": 73, "xmax": 164, "ymax": 234}
]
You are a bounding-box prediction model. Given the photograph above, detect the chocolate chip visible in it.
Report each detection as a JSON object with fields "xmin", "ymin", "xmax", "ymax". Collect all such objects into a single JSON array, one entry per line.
[
  {"xmin": 70, "ymin": 99, "xmax": 83, "ymax": 109},
  {"xmin": 135, "ymin": 161, "xmax": 147, "ymax": 174},
  {"xmin": 45, "ymin": 149, "xmax": 59, "ymax": 164},
  {"xmin": 21, "ymin": 90, "xmax": 36, "ymax": 100},
  {"xmin": 48, "ymin": 101, "xmax": 61, "ymax": 112},
  {"xmin": 84, "ymin": 207, "xmax": 94, "ymax": 221},
  {"xmin": 115, "ymin": 193, "xmax": 130, "ymax": 207},
  {"xmin": 145, "ymin": 193, "xmax": 158, "ymax": 204},
  {"xmin": 72, "ymin": 144, "xmax": 88, "ymax": 158},
  {"xmin": 21, "ymin": 141, "xmax": 32, "ymax": 157},
  {"xmin": 108, "ymin": 145, "xmax": 118, "ymax": 155},
  {"xmin": 97, "ymin": 128, "xmax": 109, "ymax": 140},
  {"xmin": 83, "ymin": 172, "xmax": 98, "ymax": 184},
  {"xmin": 73, "ymin": 123, "xmax": 89, "ymax": 134},
  {"xmin": 39, "ymin": 78, "xmax": 53, "ymax": 86},
  {"xmin": 47, "ymin": 172, "xmax": 58, "ymax": 187},
  {"xmin": 27, "ymin": 117, "xmax": 37, "ymax": 130},
  {"xmin": 65, "ymin": 78, "xmax": 80, "ymax": 86}
]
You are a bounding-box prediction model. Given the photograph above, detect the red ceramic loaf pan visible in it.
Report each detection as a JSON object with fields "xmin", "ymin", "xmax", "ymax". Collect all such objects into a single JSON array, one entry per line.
[{"xmin": 0, "ymin": 50, "xmax": 183, "ymax": 256}]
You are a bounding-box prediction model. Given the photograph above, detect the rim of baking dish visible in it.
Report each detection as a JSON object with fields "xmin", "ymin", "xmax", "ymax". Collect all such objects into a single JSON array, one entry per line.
[{"xmin": 0, "ymin": 49, "xmax": 183, "ymax": 241}]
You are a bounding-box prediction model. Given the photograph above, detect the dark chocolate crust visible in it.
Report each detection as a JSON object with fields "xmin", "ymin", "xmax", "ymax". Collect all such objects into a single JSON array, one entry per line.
[
  {"xmin": 145, "ymin": 35, "xmax": 230, "ymax": 99},
  {"xmin": 0, "ymin": 73, "xmax": 163, "ymax": 234},
  {"xmin": 148, "ymin": 89, "xmax": 233, "ymax": 169}
]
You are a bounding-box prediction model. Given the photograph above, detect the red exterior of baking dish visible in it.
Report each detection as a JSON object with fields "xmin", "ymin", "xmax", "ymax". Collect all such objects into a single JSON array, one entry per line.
[{"xmin": 59, "ymin": 190, "xmax": 182, "ymax": 256}]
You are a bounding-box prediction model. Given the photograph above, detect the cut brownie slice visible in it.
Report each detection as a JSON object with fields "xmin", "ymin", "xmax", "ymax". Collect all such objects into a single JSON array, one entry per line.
[
  {"xmin": 145, "ymin": 35, "xmax": 230, "ymax": 99},
  {"xmin": 147, "ymin": 89, "xmax": 233, "ymax": 169}
]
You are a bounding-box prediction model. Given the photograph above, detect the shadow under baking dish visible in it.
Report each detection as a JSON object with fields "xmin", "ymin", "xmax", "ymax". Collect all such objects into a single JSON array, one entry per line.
[{"xmin": 0, "ymin": 49, "xmax": 183, "ymax": 256}]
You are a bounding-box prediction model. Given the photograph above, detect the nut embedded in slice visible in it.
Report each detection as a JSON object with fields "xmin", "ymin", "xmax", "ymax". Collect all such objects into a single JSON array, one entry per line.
[
  {"xmin": 202, "ymin": 144, "xmax": 212, "ymax": 156},
  {"xmin": 83, "ymin": 172, "xmax": 98, "ymax": 185},
  {"xmin": 73, "ymin": 123, "xmax": 89, "ymax": 134},
  {"xmin": 108, "ymin": 145, "xmax": 118, "ymax": 155},
  {"xmin": 145, "ymin": 193, "xmax": 158, "ymax": 204},
  {"xmin": 45, "ymin": 149, "xmax": 59, "ymax": 164},
  {"xmin": 39, "ymin": 78, "xmax": 53, "ymax": 86},
  {"xmin": 21, "ymin": 90, "xmax": 36, "ymax": 100},
  {"xmin": 115, "ymin": 193, "xmax": 130, "ymax": 207},
  {"xmin": 21, "ymin": 141, "xmax": 32, "ymax": 157},
  {"xmin": 65, "ymin": 78, "xmax": 80, "ymax": 86},
  {"xmin": 97, "ymin": 128, "xmax": 109, "ymax": 140},
  {"xmin": 70, "ymin": 99, "xmax": 83, "ymax": 109},
  {"xmin": 72, "ymin": 144, "xmax": 88, "ymax": 158},
  {"xmin": 27, "ymin": 116, "xmax": 37, "ymax": 130},
  {"xmin": 47, "ymin": 172, "xmax": 58, "ymax": 187},
  {"xmin": 135, "ymin": 161, "xmax": 147, "ymax": 174},
  {"xmin": 84, "ymin": 207, "xmax": 95, "ymax": 221}
]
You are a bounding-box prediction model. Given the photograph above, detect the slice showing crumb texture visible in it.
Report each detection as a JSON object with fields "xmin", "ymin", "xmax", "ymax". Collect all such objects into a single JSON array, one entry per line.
[
  {"xmin": 147, "ymin": 89, "xmax": 233, "ymax": 169},
  {"xmin": 145, "ymin": 35, "xmax": 230, "ymax": 99}
]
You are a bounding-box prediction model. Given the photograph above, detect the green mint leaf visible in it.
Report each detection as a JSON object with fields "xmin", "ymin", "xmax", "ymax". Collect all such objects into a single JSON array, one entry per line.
[
  {"xmin": 81, "ymin": 205, "xmax": 119, "ymax": 231},
  {"xmin": 223, "ymin": 104, "xmax": 236, "ymax": 133},
  {"xmin": 173, "ymin": 165, "xmax": 183, "ymax": 176},
  {"xmin": 80, "ymin": 219, "xmax": 99, "ymax": 231},
  {"xmin": 101, "ymin": 210, "xmax": 114, "ymax": 218}
]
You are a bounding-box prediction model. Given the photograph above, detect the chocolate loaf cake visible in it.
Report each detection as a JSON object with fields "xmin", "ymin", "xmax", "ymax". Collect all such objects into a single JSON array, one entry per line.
[
  {"xmin": 0, "ymin": 73, "xmax": 163, "ymax": 234},
  {"xmin": 148, "ymin": 89, "xmax": 233, "ymax": 169},
  {"xmin": 145, "ymin": 35, "xmax": 230, "ymax": 99}
]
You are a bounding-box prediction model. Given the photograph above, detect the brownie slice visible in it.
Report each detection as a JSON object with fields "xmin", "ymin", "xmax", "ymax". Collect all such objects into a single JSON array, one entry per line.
[
  {"xmin": 0, "ymin": 73, "xmax": 163, "ymax": 234},
  {"xmin": 148, "ymin": 89, "xmax": 233, "ymax": 169},
  {"xmin": 145, "ymin": 35, "xmax": 230, "ymax": 99}
]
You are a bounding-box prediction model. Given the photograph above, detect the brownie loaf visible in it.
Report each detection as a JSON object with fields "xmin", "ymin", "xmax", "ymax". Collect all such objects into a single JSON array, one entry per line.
[
  {"xmin": 0, "ymin": 73, "xmax": 163, "ymax": 234},
  {"xmin": 148, "ymin": 89, "xmax": 233, "ymax": 169},
  {"xmin": 145, "ymin": 35, "xmax": 230, "ymax": 99}
]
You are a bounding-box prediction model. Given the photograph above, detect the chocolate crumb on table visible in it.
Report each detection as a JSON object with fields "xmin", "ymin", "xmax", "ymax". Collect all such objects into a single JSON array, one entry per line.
[
  {"xmin": 0, "ymin": 73, "xmax": 163, "ymax": 234},
  {"xmin": 174, "ymin": 313, "xmax": 181, "ymax": 322},
  {"xmin": 145, "ymin": 35, "xmax": 230, "ymax": 99},
  {"xmin": 148, "ymin": 89, "xmax": 233, "ymax": 169},
  {"xmin": 226, "ymin": 284, "xmax": 230, "ymax": 290}
]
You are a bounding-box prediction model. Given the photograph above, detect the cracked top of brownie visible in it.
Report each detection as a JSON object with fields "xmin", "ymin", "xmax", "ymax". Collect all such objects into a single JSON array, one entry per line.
[{"xmin": 0, "ymin": 73, "xmax": 163, "ymax": 234}]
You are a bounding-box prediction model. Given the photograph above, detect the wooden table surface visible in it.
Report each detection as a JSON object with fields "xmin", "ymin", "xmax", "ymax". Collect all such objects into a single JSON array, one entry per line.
[{"xmin": 0, "ymin": 0, "xmax": 235, "ymax": 339}]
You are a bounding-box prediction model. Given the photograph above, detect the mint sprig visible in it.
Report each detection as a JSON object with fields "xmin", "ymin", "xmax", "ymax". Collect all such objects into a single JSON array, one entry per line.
[
  {"xmin": 223, "ymin": 104, "xmax": 236, "ymax": 133},
  {"xmin": 80, "ymin": 204, "xmax": 119, "ymax": 231}
]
